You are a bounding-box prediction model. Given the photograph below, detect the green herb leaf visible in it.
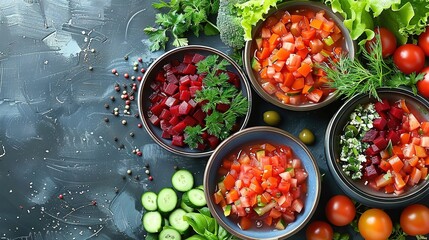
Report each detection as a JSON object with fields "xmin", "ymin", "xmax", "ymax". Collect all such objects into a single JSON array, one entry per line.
[{"xmin": 143, "ymin": 27, "xmax": 168, "ymax": 52}]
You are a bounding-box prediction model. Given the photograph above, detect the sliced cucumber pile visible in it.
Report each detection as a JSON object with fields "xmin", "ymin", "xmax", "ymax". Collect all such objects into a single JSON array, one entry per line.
[{"xmin": 141, "ymin": 169, "xmax": 211, "ymax": 239}]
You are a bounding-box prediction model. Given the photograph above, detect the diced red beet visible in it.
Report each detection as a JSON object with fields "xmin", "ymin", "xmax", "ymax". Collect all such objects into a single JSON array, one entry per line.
[
  {"xmin": 165, "ymin": 96, "xmax": 179, "ymax": 108},
  {"xmin": 389, "ymin": 107, "xmax": 403, "ymax": 119},
  {"xmin": 150, "ymin": 82, "xmax": 162, "ymax": 91},
  {"xmin": 192, "ymin": 53, "xmax": 205, "ymax": 63},
  {"xmin": 190, "ymin": 79, "xmax": 203, "ymax": 87},
  {"xmin": 378, "ymin": 111, "xmax": 388, "ymax": 121},
  {"xmin": 156, "ymin": 71, "xmax": 166, "ymax": 82},
  {"xmin": 159, "ymin": 109, "xmax": 172, "ymax": 120},
  {"xmin": 362, "ymin": 129, "xmax": 378, "ymax": 142},
  {"xmin": 373, "ymin": 135, "xmax": 388, "ymax": 150},
  {"xmin": 182, "ymin": 115, "xmax": 198, "ymax": 126},
  {"xmin": 172, "ymin": 92, "xmax": 180, "ymax": 100},
  {"xmin": 189, "ymin": 86, "xmax": 202, "ymax": 97},
  {"xmin": 216, "ymin": 103, "xmax": 230, "ymax": 113},
  {"xmin": 373, "ymin": 118, "xmax": 387, "ymax": 131},
  {"xmin": 150, "ymin": 98, "xmax": 167, "ymax": 116},
  {"xmin": 171, "ymin": 59, "xmax": 180, "ymax": 67},
  {"xmin": 188, "ymin": 99, "xmax": 198, "ymax": 109},
  {"xmin": 226, "ymin": 71, "xmax": 241, "ymax": 88},
  {"xmin": 207, "ymin": 136, "xmax": 220, "ymax": 149},
  {"xmin": 387, "ymin": 130, "xmax": 400, "ymax": 145},
  {"xmin": 163, "ymin": 63, "xmax": 172, "ymax": 71},
  {"xmin": 171, "ymin": 121, "xmax": 187, "ymax": 134},
  {"xmin": 180, "ymin": 90, "xmax": 191, "ymax": 101},
  {"xmin": 149, "ymin": 92, "xmax": 163, "ymax": 104},
  {"xmin": 193, "ymin": 108, "xmax": 206, "ymax": 124},
  {"xmin": 160, "ymin": 119, "xmax": 171, "ymax": 130},
  {"xmin": 201, "ymin": 131, "xmax": 209, "ymax": 140},
  {"xmin": 170, "ymin": 105, "xmax": 180, "ymax": 116},
  {"xmin": 168, "ymin": 115, "xmax": 180, "ymax": 126},
  {"xmin": 366, "ymin": 144, "xmax": 380, "ymax": 156},
  {"xmin": 172, "ymin": 135, "xmax": 185, "ymax": 147},
  {"xmin": 149, "ymin": 114, "xmax": 160, "ymax": 126},
  {"xmin": 374, "ymin": 99, "xmax": 390, "ymax": 113},
  {"xmin": 364, "ymin": 165, "xmax": 378, "ymax": 179},
  {"xmin": 370, "ymin": 155, "xmax": 381, "ymax": 165},
  {"xmin": 178, "ymin": 101, "xmax": 193, "ymax": 115},
  {"xmin": 164, "ymin": 83, "xmax": 179, "ymax": 96},
  {"xmin": 166, "ymin": 72, "xmax": 179, "ymax": 84},
  {"xmin": 196, "ymin": 143, "xmax": 206, "ymax": 151},
  {"xmin": 179, "ymin": 75, "xmax": 191, "ymax": 86},
  {"xmin": 161, "ymin": 130, "xmax": 172, "ymax": 139},
  {"xmin": 189, "ymin": 74, "xmax": 199, "ymax": 81},
  {"xmin": 387, "ymin": 115, "xmax": 400, "ymax": 129},
  {"xmin": 176, "ymin": 63, "xmax": 186, "ymax": 74},
  {"xmin": 183, "ymin": 64, "xmax": 197, "ymax": 75},
  {"xmin": 183, "ymin": 53, "xmax": 194, "ymax": 64}
]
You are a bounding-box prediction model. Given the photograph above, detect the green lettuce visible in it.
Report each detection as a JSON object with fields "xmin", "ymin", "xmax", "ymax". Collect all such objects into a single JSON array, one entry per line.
[
  {"xmin": 325, "ymin": 0, "xmax": 429, "ymax": 44},
  {"xmin": 236, "ymin": 0, "xmax": 280, "ymax": 40}
]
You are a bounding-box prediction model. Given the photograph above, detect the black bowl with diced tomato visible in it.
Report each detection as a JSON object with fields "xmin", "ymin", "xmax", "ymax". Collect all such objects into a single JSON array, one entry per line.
[
  {"xmin": 325, "ymin": 88, "xmax": 429, "ymax": 208},
  {"xmin": 244, "ymin": 1, "xmax": 354, "ymax": 111},
  {"xmin": 204, "ymin": 126, "xmax": 321, "ymax": 240},
  {"xmin": 137, "ymin": 45, "xmax": 252, "ymax": 158}
]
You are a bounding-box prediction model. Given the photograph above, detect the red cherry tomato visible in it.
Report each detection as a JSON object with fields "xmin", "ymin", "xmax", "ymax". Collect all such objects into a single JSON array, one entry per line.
[
  {"xmin": 418, "ymin": 26, "xmax": 429, "ymax": 56},
  {"xmin": 365, "ymin": 27, "xmax": 397, "ymax": 58},
  {"xmin": 400, "ymin": 204, "xmax": 429, "ymax": 236},
  {"xmin": 305, "ymin": 221, "xmax": 333, "ymax": 240},
  {"xmin": 393, "ymin": 44, "xmax": 425, "ymax": 74},
  {"xmin": 417, "ymin": 67, "xmax": 429, "ymax": 98},
  {"xmin": 325, "ymin": 195, "xmax": 356, "ymax": 226},
  {"xmin": 358, "ymin": 209, "xmax": 392, "ymax": 240}
]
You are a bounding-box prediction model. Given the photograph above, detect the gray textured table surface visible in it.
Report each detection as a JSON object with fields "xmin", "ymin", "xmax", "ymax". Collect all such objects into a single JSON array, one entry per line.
[{"xmin": 0, "ymin": 0, "xmax": 427, "ymax": 239}]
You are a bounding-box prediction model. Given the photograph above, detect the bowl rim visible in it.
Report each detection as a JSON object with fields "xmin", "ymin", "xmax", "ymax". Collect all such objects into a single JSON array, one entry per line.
[
  {"xmin": 137, "ymin": 45, "xmax": 252, "ymax": 158},
  {"xmin": 243, "ymin": 1, "xmax": 355, "ymax": 111},
  {"xmin": 325, "ymin": 87, "xmax": 429, "ymax": 208},
  {"xmin": 204, "ymin": 126, "xmax": 321, "ymax": 239}
]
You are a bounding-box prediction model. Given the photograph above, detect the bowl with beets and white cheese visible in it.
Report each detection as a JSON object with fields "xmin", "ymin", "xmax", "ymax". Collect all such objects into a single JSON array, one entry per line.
[
  {"xmin": 137, "ymin": 45, "xmax": 252, "ymax": 157},
  {"xmin": 243, "ymin": 1, "xmax": 355, "ymax": 111},
  {"xmin": 325, "ymin": 87, "xmax": 429, "ymax": 208}
]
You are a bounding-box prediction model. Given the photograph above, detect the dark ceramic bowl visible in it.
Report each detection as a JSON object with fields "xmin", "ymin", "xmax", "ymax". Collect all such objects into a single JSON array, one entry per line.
[
  {"xmin": 325, "ymin": 88, "xmax": 429, "ymax": 208},
  {"xmin": 243, "ymin": 1, "xmax": 355, "ymax": 111},
  {"xmin": 204, "ymin": 126, "xmax": 321, "ymax": 240},
  {"xmin": 137, "ymin": 45, "xmax": 252, "ymax": 158}
]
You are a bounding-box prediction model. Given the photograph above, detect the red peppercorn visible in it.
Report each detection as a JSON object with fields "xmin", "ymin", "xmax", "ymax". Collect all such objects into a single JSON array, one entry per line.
[
  {"xmin": 140, "ymin": 68, "xmax": 145, "ymax": 73},
  {"xmin": 148, "ymin": 176, "xmax": 153, "ymax": 181},
  {"xmin": 111, "ymin": 69, "xmax": 117, "ymax": 74},
  {"xmin": 124, "ymin": 73, "xmax": 129, "ymax": 79},
  {"xmin": 91, "ymin": 200, "xmax": 97, "ymax": 206},
  {"xmin": 137, "ymin": 151, "xmax": 142, "ymax": 156},
  {"xmin": 58, "ymin": 194, "xmax": 64, "ymax": 200},
  {"xmin": 132, "ymin": 86, "xmax": 137, "ymax": 91},
  {"xmin": 138, "ymin": 123, "xmax": 143, "ymax": 128},
  {"xmin": 129, "ymin": 96, "xmax": 135, "ymax": 101},
  {"xmin": 138, "ymin": 57, "xmax": 143, "ymax": 62},
  {"xmin": 115, "ymin": 86, "xmax": 120, "ymax": 92},
  {"xmin": 125, "ymin": 100, "xmax": 131, "ymax": 105},
  {"xmin": 137, "ymin": 76, "xmax": 142, "ymax": 81}
]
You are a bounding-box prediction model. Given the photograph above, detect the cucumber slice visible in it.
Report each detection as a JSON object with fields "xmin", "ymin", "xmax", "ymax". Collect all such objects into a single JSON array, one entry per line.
[
  {"xmin": 186, "ymin": 235, "xmax": 206, "ymax": 240},
  {"xmin": 168, "ymin": 208, "xmax": 189, "ymax": 234},
  {"xmin": 159, "ymin": 227, "xmax": 181, "ymax": 240},
  {"xmin": 180, "ymin": 200, "xmax": 194, "ymax": 213},
  {"xmin": 142, "ymin": 211, "xmax": 163, "ymax": 233},
  {"xmin": 141, "ymin": 191, "xmax": 157, "ymax": 211},
  {"xmin": 157, "ymin": 188, "xmax": 178, "ymax": 213},
  {"xmin": 182, "ymin": 189, "xmax": 206, "ymax": 208},
  {"xmin": 171, "ymin": 170, "xmax": 194, "ymax": 192}
]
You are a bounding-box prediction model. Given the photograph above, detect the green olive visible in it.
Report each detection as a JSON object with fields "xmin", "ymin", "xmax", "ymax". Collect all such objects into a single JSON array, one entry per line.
[
  {"xmin": 299, "ymin": 128, "xmax": 315, "ymax": 145},
  {"xmin": 263, "ymin": 110, "xmax": 281, "ymax": 126}
]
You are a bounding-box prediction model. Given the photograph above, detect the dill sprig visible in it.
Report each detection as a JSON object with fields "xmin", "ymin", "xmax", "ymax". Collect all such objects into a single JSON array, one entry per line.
[
  {"xmin": 319, "ymin": 35, "xmax": 423, "ymax": 100},
  {"xmin": 184, "ymin": 55, "xmax": 248, "ymax": 149}
]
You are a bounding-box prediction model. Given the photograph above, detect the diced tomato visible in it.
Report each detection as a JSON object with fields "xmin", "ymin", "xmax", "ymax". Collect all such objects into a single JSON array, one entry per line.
[{"xmin": 223, "ymin": 174, "xmax": 236, "ymax": 191}]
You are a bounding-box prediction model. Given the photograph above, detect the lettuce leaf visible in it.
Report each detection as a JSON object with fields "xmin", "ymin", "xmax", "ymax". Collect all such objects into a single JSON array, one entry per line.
[
  {"xmin": 235, "ymin": 0, "xmax": 280, "ymax": 41},
  {"xmin": 325, "ymin": 0, "xmax": 429, "ymax": 45}
]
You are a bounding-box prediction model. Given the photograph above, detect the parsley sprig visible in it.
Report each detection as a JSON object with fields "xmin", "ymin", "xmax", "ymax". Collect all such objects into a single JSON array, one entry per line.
[
  {"xmin": 144, "ymin": 0, "xmax": 220, "ymax": 51},
  {"xmin": 184, "ymin": 55, "xmax": 249, "ymax": 149},
  {"xmin": 319, "ymin": 35, "xmax": 423, "ymax": 100}
]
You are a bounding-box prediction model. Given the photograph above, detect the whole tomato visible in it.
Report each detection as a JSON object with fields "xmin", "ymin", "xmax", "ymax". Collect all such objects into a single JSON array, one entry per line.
[
  {"xmin": 400, "ymin": 204, "xmax": 429, "ymax": 236},
  {"xmin": 417, "ymin": 67, "xmax": 429, "ymax": 98},
  {"xmin": 418, "ymin": 26, "xmax": 429, "ymax": 56},
  {"xmin": 358, "ymin": 208, "xmax": 392, "ymax": 240},
  {"xmin": 393, "ymin": 44, "xmax": 425, "ymax": 74},
  {"xmin": 305, "ymin": 221, "xmax": 333, "ymax": 240},
  {"xmin": 365, "ymin": 27, "xmax": 397, "ymax": 58},
  {"xmin": 325, "ymin": 195, "xmax": 356, "ymax": 226}
]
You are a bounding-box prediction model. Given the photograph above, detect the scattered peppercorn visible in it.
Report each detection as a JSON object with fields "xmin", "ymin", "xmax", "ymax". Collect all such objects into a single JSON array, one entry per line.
[
  {"xmin": 135, "ymin": 175, "xmax": 140, "ymax": 180},
  {"xmin": 124, "ymin": 73, "xmax": 129, "ymax": 79},
  {"xmin": 58, "ymin": 194, "xmax": 64, "ymax": 200},
  {"xmin": 131, "ymin": 75, "xmax": 136, "ymax": 80},
  {"xmin": 137, "ymin": 76, "xmax": 142, "ymax": 81},
  {"xmin": 125, "ymin": 100, "xmax": 131, "ymax": 105},
  {"xmin": 111, "ymin": 69, "xmax": 117, "ymax": 74},
  {"xmin": 121, "ymin": 119, "xmax": 127, "ymax": 125},
  {"xmin": 124, "ymin": 55, "xmax": 129, "ymax": 61},
  {"xmin": 126, "ymin": 169, "xmax": 132, "ymax": 175},
  {"xmin": 145, "ymin": 163, "xmax": 150, "ymax": 168},
  {"xmin": 145, "ymin": 169, "xmax": 150, "ymax": 175},
  {"xmin": 148, "ymin": 176, "xmax": 153, "ymax": 181},
  {"xmin": 104, "ymin": 103, "xmax": 109, "ymax": 109},
  {"xmin": 88, "ymin": 66, "xmax": 93, "ymax": 71},
  {"xmin": 114, "ymin": 137, "xmax": 118, "ymax": 142},
  {"xmin": 137, "ymin": 123, "xmax": 143, "ymax": 128},
  {"xmin": 114, "ymin": 187, "xmax": 119, "ymax": 193},
  {"xmin": 137, "ymin": 151, "xmax": 142, "ymax": 156},
  {"xmin": 129, "ymin": 132, "xmax": 134, "ymax": 137},
  {"xmin": 140, "ymin": 68, "xmax": 145, "ymax": 73},
  {"xmin": 114, "ymin": 86, "xmax": 120, "ymax": 92},
  {"xmin": 138, "ymin": 57, "xmax": 142, "ymax": 63},
  {"xmin": 91, "ymin": 200, "xmax": 97, "ymax": 206},
  {"xmin": 110, "ymin": 96, "xmax": 115, "ymax": 101},
  {"xmin": 133, "ymin": 66, "xmax": 138, "ymax": 71},
  {"xmin": 104, "ymin": 117, "xmax": 109, "ymax": 123},
  {"xmin": 119, "ymin": 144, "xmax": 124, "ymax": 149}
]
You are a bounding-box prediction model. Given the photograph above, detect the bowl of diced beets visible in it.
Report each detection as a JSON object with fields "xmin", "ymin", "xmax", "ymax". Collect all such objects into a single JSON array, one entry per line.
[
  {"xmin": 325, "ymin": 87, "xmax": 429, "ymax": 208},
  {"xmin": 204, "ymin": 126, "xmax": 321, "ymax": 240},
  {"xmin": 137, "ymin": 45, "xmax": 252, "ymax": 158},
  {"xmin": 244, "ymin": 1, "xmax": 354, "ymax": 111}
]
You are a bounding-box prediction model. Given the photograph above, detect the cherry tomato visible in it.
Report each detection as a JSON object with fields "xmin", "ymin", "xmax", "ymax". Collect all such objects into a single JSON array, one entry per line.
[
  {"xmin": 305, "ymin": 221, "xmax": 333, "ymax": 240},
  {"xmin": 263, "ymin": 110, "xmax": 281, "ymax": 126},
  {"xmin": 393, "ymin": 44, "xmax": 425, "ymax": 74},
  {"xmin": 400, "ymin": 204, "xmax": 429, "ymax": 236},
  {"xmin": 365, "ymin": 27, "xmax": 397, "ymax": 58},
  {"xmin": 417, "ymin": 67, "xmax": 429, "ymax": 98},
  {"xmin": 325, "ymin": 195, "xmax": 356, "ymax": 226},
  {"xmin": 418, "ymin": 26, "xmax": 429, "ymax": 56},
  {"xmin": 358, "ymin": 208, "xmax": 392, "ymax": 240}
]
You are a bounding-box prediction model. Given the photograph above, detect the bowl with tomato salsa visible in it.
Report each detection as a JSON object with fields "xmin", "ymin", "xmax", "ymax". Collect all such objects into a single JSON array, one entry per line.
[
  {"xmin": 137, "ymin": 45, "xmax": 252, "ymax": 157},
  {"xmin": 325, "ymin": 87, "xmax": 429, "ymax": 208},
  {"xmin": 204, "ymin": 126, "xmax": 321, "ymax": 239},
  {"xmin": 244, "ymin": 1, "xmax": 354, "ymax": 111}
]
